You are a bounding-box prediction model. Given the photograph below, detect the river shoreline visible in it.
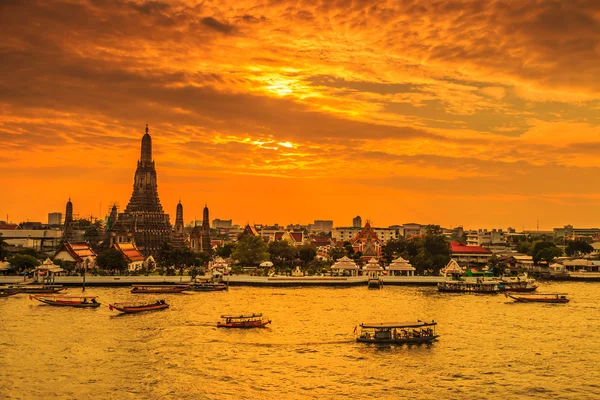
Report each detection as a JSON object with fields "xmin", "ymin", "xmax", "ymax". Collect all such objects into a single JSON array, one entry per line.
[{"xmin": 2, "ymin": 273, "xmax": 600, "ymax": 287}]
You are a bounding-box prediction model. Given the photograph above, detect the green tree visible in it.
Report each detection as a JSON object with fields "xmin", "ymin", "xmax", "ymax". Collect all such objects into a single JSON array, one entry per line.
[
  {"xmin": 194, "ymin": 251, "xmax": 212, "ymax": 268},
  {"xmin": 232, "ymin": 235, "xmax": 269, "ymax": 266},
  {"xmin": 328, "ymin": 246, "xmax": 346, "ymax": 261},
  {"xmin": 96, "ymin": 248, "xmax": 128, "ymax": 274},
  {"xmin": 268, "ymin": 240, "xmax": 298, "ymax": 272},
  {"xmin": 8, "ymin": 254, "xmax": 38, "ymax": 272},
  {"xmin": 16, "ymin": 247, "xmax": 42, "ymax": 259},
  {"xmin": 298, "ymin": 245, "xmax": 317, "ymax": 266},
  {"xmin": 343, "ymin": 241, "xmax": 355, "ymax": 257},
  {"xmin": 516, "ymin": 241, "xmax": 532, "ymax": 255},
  {"xmin": 407, "ymin": 231, "xmax": 451, "ymax": 275},
  {"xmin": 532, "ymin": 241, "xmax": 562, "ymax": 265},
  {"xmin": 382, "ymin": 238, "xmax": 408, "ymax": 264},
  {"xmin": 565, "ymin": 240, "xmax": 594, "ymax": 257},
  {"xmin": 536, "ymin": 247, "xmax": 563, "ymax": 265},
  {"xmin": 0, "ymin": 234, "xmax": 7, "ymax": 261},
  {"xmin": 84, "ymin": 220, "xmax": 103, "ymax": 251},
  {"xmin": 215, "ymin": 242, "xmax": 236, "ymax": 258}
]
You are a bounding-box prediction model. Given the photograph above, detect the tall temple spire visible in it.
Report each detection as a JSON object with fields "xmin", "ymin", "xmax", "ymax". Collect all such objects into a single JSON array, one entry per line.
[
  {"xmin": 141, "ymin": 124, "xmax": 152, "ymax": 164},
  {"xmin": 172, "ymin": 200, "xmax": 185, "ymax": 248},
  {"xmin": 201, "ymin": 204, "xmax": 211, "ymax": 254},
  {"xmin": 109, "ymin": 126, "xmax": 172, "ymax": 256},
  {"xmin": 63, "ymin": 198, "xmax": 74, "ymax": 241}
]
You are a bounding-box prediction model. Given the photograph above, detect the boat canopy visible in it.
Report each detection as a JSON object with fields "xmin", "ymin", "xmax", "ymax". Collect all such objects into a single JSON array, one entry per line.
[
  {"xmin": 360, "ymin": 321, "xmax": 436, "ymax": 329},
  {"xmin": 221, "ymin": 313, "xmax": 262, "ymax": 319}
]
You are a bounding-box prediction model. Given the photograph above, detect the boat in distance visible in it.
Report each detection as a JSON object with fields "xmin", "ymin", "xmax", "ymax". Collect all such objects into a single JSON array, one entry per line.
[
  {"xmin": 0, "ymin": 290, "xmax": 18, "ymax": 298},
  {"xmin": 187, "ymin": 282, "xmax": 228, "ymax": 292},
  {"xmin": 356, "ymin": 321, "xmax": 438, "ymax": 344},
  {"xmin": 109, "ymin": 300, "xmax": 169, "ymax": 313},
  {"xmin": 437, "ymin": 280, "xmax": 499, "ymax": 294},
  {"xmin": 4, "ymin": 285, "xmax": 66, "ymax": 294},
  {"xmin": 217, "ymin": 313, "xmax": 271, "ymax": 328},
  {"xmin": 505, "ymin": 292, "xmax": 570, "ymax": 304},
  {"xmin": 131, "ymin": 285, "xmax": 188, "ymax": 294},
  {"xmin": 30, "ymin": 295, "xmax": 101, "ymax": 308}
]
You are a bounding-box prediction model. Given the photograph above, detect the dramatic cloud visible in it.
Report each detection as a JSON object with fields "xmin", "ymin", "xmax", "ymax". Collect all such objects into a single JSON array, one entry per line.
[{"xmin": 1, "ymin": 0, "xmax": 599, "ymax": 228}]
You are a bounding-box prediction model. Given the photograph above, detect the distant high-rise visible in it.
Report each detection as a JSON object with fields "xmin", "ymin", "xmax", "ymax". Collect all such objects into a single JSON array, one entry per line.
[
  {"xmin": 310, "ymin": 220, "xmax": 333, "ymax": 232},
  {"xmin": 212, "ymin": 219, "xmax": 233, "ymax": 229},
  {"xmin": 353, "ymin": 215, "xmax": 362, "ymax": 228},
  {"xmin": 48, "ymin": 212, "xmax": 62, "ymax": 226},
  {"xmin": 110, "ymin": 125, "xmax": 172, "ymax": 256}
]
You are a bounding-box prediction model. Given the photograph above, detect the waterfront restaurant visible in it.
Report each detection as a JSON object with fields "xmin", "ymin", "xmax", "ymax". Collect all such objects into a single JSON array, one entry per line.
[
  {"xmin": 331, "ymin": 256, "xmax": 359, "ymax": 276},
  {"xmin": 388, "ymin": 256, "xmax": 416, "ymax": 276}
]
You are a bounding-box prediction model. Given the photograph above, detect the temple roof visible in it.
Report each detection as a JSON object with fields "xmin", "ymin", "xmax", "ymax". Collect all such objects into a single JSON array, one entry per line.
[
  {"xmin": 242, "ymin": 224, "xmax": 259, "ymax": 237},
  {"xmin": 331, "ymin": 255, "xmax": 359, "ymax": 270},
  {"xmin": 112, "ymin": 242, "xmax": 145, "ymax": 263},
  {"xmin": 55, "ymin": 242, "xmax": 97, "ymax": 262},
  {"xmin": 350, "ymin": 221, "xmax": 382, "ymax": 245}
]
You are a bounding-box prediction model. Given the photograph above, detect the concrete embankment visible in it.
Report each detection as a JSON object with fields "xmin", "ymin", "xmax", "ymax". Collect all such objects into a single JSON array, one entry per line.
[
  {"xmin": 1, "ymin": 275, "xmax": 444, "ymax": 287},
  {"xmin": 3, "ymin": 273, "xmax": 599, "ymax": 287}
]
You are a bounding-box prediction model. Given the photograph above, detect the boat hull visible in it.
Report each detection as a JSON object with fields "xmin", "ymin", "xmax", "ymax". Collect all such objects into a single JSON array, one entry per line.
[
  {"xmin": 110, "ymin": 304, "xmax": 169, "ymax": 313},
  {"xmin": 187, "ymin": 284, "xmax": 228, "ymax": 292},
  {"xmin": 217, "ymin": 320, "xmax": 271, "ymax": 328},
  {"xmin": 0, "ymin": 291, "xmax": 18, "ymax": 298},
  {"xmin": 131, "ymin": 288, "xmax": 187, "ymax": 294},
  {"xmin": 508, "ymin": 295, "xmax": 569, "ymax": 304},
  {"xmin": 34, "ymin": 298, "xmax": 101, "ymax": 307},
  {"xmin": 357, "ymin": 335, "xmax": 439, "ymax": 344}
]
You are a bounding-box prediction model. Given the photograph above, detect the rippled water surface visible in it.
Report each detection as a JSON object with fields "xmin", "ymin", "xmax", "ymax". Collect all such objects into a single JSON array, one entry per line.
[{"xmin": 1, "ymin": 282, "xmax": 599, "ymax": 399}]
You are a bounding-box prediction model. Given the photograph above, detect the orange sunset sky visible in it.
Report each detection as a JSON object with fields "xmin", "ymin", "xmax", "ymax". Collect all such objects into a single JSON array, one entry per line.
[{"xmin": 1, "ymin": 0, "xmax": 599, "ymax": 229}]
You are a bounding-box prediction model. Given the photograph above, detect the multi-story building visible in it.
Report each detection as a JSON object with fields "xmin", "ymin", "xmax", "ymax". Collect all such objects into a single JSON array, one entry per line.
[
  {"xmin": 48, "ymin": 212, "xmax": 62, "ymax": 226},
  {"xmin": 333, "ymin": 226, "xmax": 399, "ymax": 243},
  {"xmin": 450, "ymin": 242, "xmax": 493, "ymax": 266},
  {"xmin": 212, "ymin": 219, "xmax": 233, "ymax": 229},
  {"xmin": 401, "ymin": 223, "xmax": 423, "ymax": 238},
  {"xmin": 308, "ymin": 220, "xmax": 333, "ymax": 233},
  {"xmin": 553, "ymin": 225, "xmax": 600, "ymax": 240},
  {"xmin": 466, "ymin": 229, "xmax": 505, "ymax": 247},
  {"xmin": 352, "ymin": 216, "xmax": 362, "ymax": 228}
]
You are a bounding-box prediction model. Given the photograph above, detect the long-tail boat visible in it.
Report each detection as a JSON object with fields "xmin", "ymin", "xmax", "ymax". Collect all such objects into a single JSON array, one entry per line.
[
  {"xmin": 437, "ymin": 280, "xmax": 499, "ymax": 294},
  {"xmin": 30, "ymin": 295, "xmax": 101, "ymax": 308},
  {"xmin": 187, "ymin": 282, "xmax": 228, "ymax": 292},
  {"xmin": 5, "ymin": 285, "xmax": 66, "ymax": 294},
  {"xmin": 356, "ymin": 321, "xmax": 439, "ymax": 344},
  {"xmin": 131, "ymin": 285, "xmax": 189, "ymax": 294},
  {"xmin": 109, "ymin": 300, "xmax": 169, "ymax": 313},
  {"xmin": 0, "ymin": 290, "xmax": 18, "ymax": 298},
  {"xmin": 217, "ymin": 313, "xmax": 271, "ymax": 328},
  {"xmin": 505, "ymin": 292, "xmax": 570, "ymax": 303}
]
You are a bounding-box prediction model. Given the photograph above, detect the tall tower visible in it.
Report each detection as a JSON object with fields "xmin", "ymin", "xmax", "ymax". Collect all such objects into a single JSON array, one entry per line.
[
  {"xmin": 63, "ymin": 198, "xmax": 74, "ymax": 241},
  {"xmin": 353, "ymin": 215, "xmax": 362, "ymax": 228},
  {"xmin": 110, "ymin": 125, "xmax": 172, "ymax": 256},
  {"xmin": 172, "ymin": 200, "xmax": 186, "ymax": 248},
  {"xmin": 201, "ymin": 204, "xmax": 211, "ymax": 253}
]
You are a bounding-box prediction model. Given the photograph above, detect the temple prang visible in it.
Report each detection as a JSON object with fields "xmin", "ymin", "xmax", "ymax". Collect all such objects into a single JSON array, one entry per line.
[{"xmin": 110, "ymin": 125, "xmax": 173, "ymax": 256}]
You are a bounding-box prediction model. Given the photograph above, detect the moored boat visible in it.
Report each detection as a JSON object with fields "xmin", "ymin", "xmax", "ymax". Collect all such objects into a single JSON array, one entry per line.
[
  {"xmin": 217, "ymin": 313, "xmax": 271, "ymax": 328},
  {"xmin": 5, "ymin": 285, "xmax": 66, "ymax": 294},
  {"xmin": 497, "ymin": 275, "xmax": 538, "ymax": 292},
  {"xmin": 187, "ymin": 282, "xmax": 228, "ymax": 292},
  {"xmin": 437, "ymin": 280, "xmax": 499, "ymax": 294},
  {"xmin": 0, "ymin": 290, "xmax": 18, "ymax": 298},
  {"xmin": 131, "ymin": 285, "xmax": 189, "ymax": 294},
  {"xmin": 505, "ymin": 292, "xmax": 569, "ymax": 303},
  {"xmin": 30, "ymin": 295, "xmax": 101, "ymax": 308},
  {"xmin": 367, "ymin": 278, "xmax": 383, "ymax": 290},
  {"xmin": 109, "ymin": 300, "xmax": 169, "ymax": 313},
  {"xmin": 356, "ymin": 321, "xmax": 438, "ymax": 344}
]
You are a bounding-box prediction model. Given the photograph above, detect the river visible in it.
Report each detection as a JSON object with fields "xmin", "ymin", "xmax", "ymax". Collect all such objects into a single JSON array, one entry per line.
[{"xmin": 1, "ymin": 282, "xmax": 599, "ymax": 399}]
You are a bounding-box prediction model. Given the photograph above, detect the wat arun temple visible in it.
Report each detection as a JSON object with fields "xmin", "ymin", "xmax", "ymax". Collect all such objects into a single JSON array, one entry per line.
[{"xmin": 104, "ymin": 125, "xmax": 210, "ymax": 256}]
